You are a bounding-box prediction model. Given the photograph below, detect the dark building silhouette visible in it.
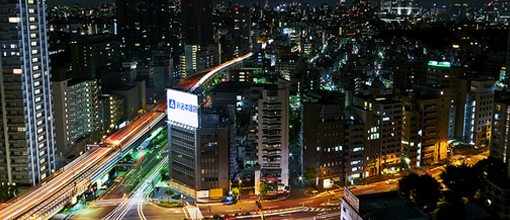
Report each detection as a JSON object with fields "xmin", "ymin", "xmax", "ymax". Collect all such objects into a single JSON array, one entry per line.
[
  {"xmin": 116, "ymin": 0, "xmax": 173, "ymax": 63},
  {"xmin": 181, "ymin": 0, "xmax": 214, "ymax": 45}
]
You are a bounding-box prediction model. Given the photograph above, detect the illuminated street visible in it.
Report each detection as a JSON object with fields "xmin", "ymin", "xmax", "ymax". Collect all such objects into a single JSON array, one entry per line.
[{"xmin": 1, "ymin": 0, "xmax": 509, "ymax": 219}]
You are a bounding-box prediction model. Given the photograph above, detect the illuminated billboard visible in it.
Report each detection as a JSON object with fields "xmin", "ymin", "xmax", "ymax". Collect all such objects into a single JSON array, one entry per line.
[{"xmin": 167, "ymin": 89, "xmax": 199, "ymax": 128}]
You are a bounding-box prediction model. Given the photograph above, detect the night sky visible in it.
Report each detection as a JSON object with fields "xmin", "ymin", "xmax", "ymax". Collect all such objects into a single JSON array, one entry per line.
[{"xmin": 47, "ymin": 0, "xmax": 486, "ymax": 8}]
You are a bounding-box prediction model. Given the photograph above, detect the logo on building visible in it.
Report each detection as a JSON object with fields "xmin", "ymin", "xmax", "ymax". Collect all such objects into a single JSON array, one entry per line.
[{"xmin": 168, "ymin": 99, "xmax": 198, "ymax": 113}]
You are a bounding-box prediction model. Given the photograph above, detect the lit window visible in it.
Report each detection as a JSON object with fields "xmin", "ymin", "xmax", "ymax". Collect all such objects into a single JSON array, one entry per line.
[
  {"xmin": 34, "ymin": 81, "xmax": 40, "ymax": 87},
  {"xmin": 29, "ymin": 17, "xmax": 36, "ymax": 22},
  {"xmin": 33, "ymin": 73, "xmax": 41, "ymax": 79},
  {"xmin": 31, "ymin": 41, "xmax": 37, "ymax": 46},
  {"xmin": 29, "ymin": 25, "xmax": 37, "ymax": 30},
  {"xmin": 8, "ymin": 17, "xmax": 20, "ymax": 23},
  {"xmin": 32, "ymin": 65, "xmax": 39, "ymax": 71},
  {"xmin": 28, "ymin": 8, "xmax": 35, "ymax": 13},
  {"xmin": 32, "ymin": 58, "xmax": 38, "ymax": 62},
  {"xmin": 30, "ymin": 33, "xmax": 37, "ymax": 39},
  {"xmin": 31, "ymin": 50, "xmax": 38, "ymax": 55},
  {"xmin": 13, "ymin": 69, "xmax": 22, "ymax": 74}
]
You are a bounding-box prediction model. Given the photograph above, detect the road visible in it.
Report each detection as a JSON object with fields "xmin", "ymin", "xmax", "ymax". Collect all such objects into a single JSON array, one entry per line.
[
  {"xmin": 0, "ymin": 53, "xmax": 254, "ymax": 220},
  {"xmin": 102, "ymin": 157, "xmax": 168, "ymax": 220}
]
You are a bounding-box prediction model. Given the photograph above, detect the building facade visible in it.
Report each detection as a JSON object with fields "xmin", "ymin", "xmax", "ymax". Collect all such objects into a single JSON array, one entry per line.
[
  {"xmin": 168, "ymin": 109, "xmax": 231, "ymax": 198},
  {"xmin": 53, "ymin": 79, "xmax": 101, "ymax": 160},
  {"xmin": 253, "ymin": 80, "xmax": 290, "ymax": 193},
  {"xmin": 302, "ymin": 99, "xmax": 345, "ymax": 189},
  {"xmin": 0, "ymin": 0, "xmax": 56, "ymax": 186},
  {"xmin": 351, "ymin": 96, "xmax": 403, "ymax": 177}
]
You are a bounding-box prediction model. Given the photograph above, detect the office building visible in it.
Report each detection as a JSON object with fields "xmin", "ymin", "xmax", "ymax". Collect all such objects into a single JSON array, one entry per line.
[
  {"xmin": 168, "ymin": 105, "xmax": 231, "ymax": 199},
  {"xmin": 351, "ymin": 96, "xmax": 403, "ymax": 177},
  {"xmin": 457, "ymin": 77, "xmax": 495, "ymax": 148},
  {"xmin": 344, "ymin": 114, "xmax": 366, "ymax": 185},
  {"xmin": 0, "ymin": 0, "xmax": 56, "ymax": 186},
  {"xmin": 302, "ymin": 95, "xmax": 345, "ymax": 189},
  {"xmin": 402, "ymin": 94, "xmax": 449, "ymax": 168}
]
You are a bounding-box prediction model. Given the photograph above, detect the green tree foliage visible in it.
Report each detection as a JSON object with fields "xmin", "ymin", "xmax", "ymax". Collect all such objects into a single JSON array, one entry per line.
[
  {"xmin": 231, "ymin": 187, "xmax": 240, "ymax": 198},
  {"xmin": 303, "ymin": 168, "xmax": 316, "ymax": 185},
  {"xmin": 399, "ymin": 173, "xmax": 442, "ymax": 212},
  {"xmin": 160, "ymin": 167, "xmax": 169, "ymax": 179},
  {"xmin": 259, "ymin": 183, "xmax": 269, "ymax": 198}
]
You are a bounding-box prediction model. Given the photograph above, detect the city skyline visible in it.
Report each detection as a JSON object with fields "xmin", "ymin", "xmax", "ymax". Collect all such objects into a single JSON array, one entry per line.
[{"xmin": 1, "ymin": 0, "xmax": 509, "ymax": 219}]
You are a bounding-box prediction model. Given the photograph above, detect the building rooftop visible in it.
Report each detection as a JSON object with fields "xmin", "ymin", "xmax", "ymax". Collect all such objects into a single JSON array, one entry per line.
[{"xmin": 358, "ymin": 192, "xmax": 428, "ymax": 220}]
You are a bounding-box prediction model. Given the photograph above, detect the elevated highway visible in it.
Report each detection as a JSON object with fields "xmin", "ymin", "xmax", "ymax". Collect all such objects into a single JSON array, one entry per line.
[{"xmin": 0, "ymin": 53, "xmax": 253, "ymax": 220}]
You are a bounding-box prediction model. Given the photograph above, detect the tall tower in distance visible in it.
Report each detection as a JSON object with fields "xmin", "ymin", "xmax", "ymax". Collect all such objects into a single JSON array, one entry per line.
[
  {"xmin": 0, "ymin": 0, "xmax": 56, "ymax": 187},
  {"xmin": 181, "ymin": 0, "xmax": 213, "ymax": 45}
]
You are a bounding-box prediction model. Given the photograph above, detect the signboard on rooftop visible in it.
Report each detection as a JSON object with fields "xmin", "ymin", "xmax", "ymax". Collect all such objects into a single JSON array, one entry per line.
[{"xmin": 167, "ymin": 89, "xmax": 199, "ymax": 128}]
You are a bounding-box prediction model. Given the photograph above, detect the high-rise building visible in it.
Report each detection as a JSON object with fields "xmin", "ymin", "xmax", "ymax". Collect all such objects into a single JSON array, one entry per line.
[
  {"xmin": 253, "ymin": 79, "xmax": 290, "ymax": 194},
  {"xmin": 181, "ymin": 0, "xmax": 213, "ymax": 45},
  {"xmin": 344, "ymin": 114, "xmax": 366, "ymax": 185},
  {"xmin": 53, "ymin": 78, "xmax": 101, "ymax": 160},
  {"xmin": 456, "ymin": 77, "xmax": 495, "ymax": 148},
  {"xmin": 302, "ymin": 96, "xmax": 345, "ymax": 189},
  {"xmin": 99, "ymin": 94, "xmax": 126, "ymax": 136},
  {"xmin": 351, "ymin": 96, "xmax": 403, "ymax": 177},
  {"xmin": 491, "ymin": 93, "xmax": 510, "ymax": 163},
  {"xmin": 380, "ymin": 0, "xmax": 420, "ymax": 19},
  {"xmin": 231, "ymin": 7, "xmax": 252, "ymax": 56},
  {"xmin": 116, "ymin": 0, "xmax": 173, "ymax": 63},
  {"xmin": 0, "ymin": 0, "xmax": 56, "ymax": 186},
  {"xmin": 180, "ymin": 45, "xmax": 217, "ymax": 77},
  {"xmin": 402, "ymin": 94, "xmax": 449, "ymax": 168},
  {"xmin": 168, "ymin": 106, "xmax": 231, "ymax": 199},
  {"xmin": 69, "ymin": 33, "xmax": 121, "ymax": 80}
]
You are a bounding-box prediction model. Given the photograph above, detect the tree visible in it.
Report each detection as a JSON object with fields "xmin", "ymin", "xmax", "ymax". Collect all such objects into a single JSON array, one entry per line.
[
  {"xmin": 231, "ymin": 187, "xmax": 240, "ymax": 199},
  {"xmin": 259, "ymin": 183, "xmax": 269, "ymax": 199},
  {"xmin": 440, "ymin": 164, "xmax": 480, "ymax": 200},
  {"xmin": 303, "ymin": 168, "xmax": 317, "ymax": 186},
  {"xmin": 159, "ymin": 167, "xmax": 169, "ymax": 179},
  {"xmin": 399, "ymin": 173, "xmax": 441, "ymax": 212},
  {"xmin": 125, "ymin": 154, "xmax": 133, "ymax": 162}
]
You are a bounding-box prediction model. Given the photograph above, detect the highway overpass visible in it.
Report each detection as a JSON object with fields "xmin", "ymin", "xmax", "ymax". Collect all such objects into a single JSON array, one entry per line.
[{"xmin": 0, "ymin": 53, "xmax": 253, "ymax": 220}]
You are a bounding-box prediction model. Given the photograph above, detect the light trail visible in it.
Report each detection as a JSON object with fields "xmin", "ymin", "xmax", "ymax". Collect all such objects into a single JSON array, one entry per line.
[
  {"xmin": 103, "ymin": 157, "xmax": 168, "ymax": 220},
  {"xmin": 189, "ymin": 52, "xmax": 253, "ymax": 91},
  {"xmin": 0, "ymin": 53, "xmax": 252, "ymax": 220}
]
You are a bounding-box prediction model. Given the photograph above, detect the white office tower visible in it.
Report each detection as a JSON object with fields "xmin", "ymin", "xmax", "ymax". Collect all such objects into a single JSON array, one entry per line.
[{"xmin": 0, "ymin": 0, "xmax": 56, "ymax": 186}]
